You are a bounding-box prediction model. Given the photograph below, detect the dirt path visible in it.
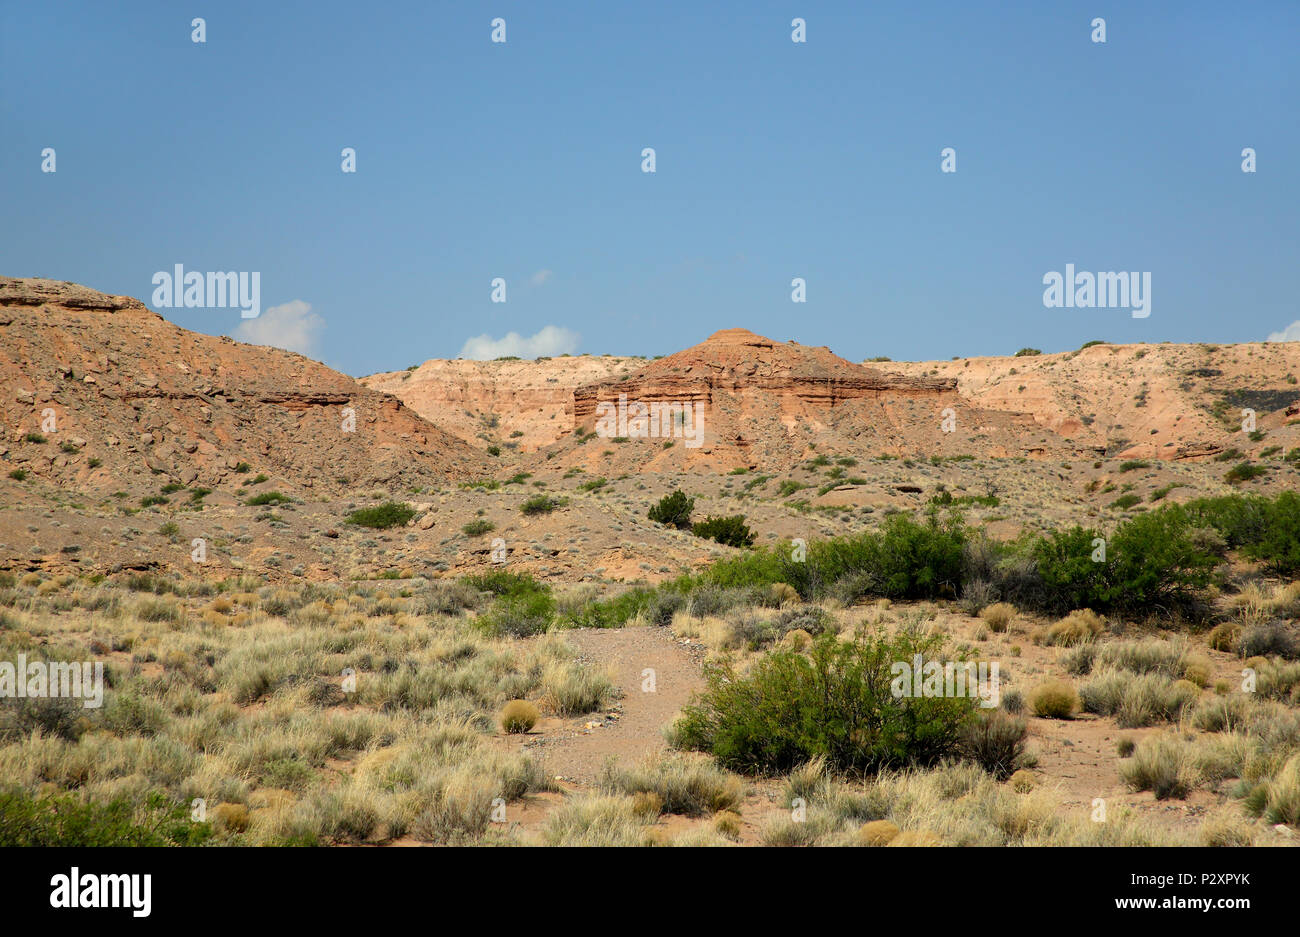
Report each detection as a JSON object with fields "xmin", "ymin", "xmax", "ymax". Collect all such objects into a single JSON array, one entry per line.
[{"xmin": 511, "ymin": 625, "xmax": 707, "ymax": 784}]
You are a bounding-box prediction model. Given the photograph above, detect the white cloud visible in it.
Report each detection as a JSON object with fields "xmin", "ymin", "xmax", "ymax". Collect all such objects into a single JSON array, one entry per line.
[
  {"xmin": 458, "ymin": 325, "xmax": 579, "ymax": 360},
  {"xmin": 530, "ymin": 269, "xmax": 553, "ymax": 286},
  {"xmin": 1266, "ymin": 320, "xmax": 1300, "ymax": 342},
  {"xmin": 233, "ymin": 300, "xmax": 323, "ymax": 356}
]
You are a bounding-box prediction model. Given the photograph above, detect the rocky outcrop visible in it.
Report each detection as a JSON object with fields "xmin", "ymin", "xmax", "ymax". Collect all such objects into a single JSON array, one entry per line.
[
  {"xmin": 0, "ymin": 277, "xmax": 487, "ymax": 494},
  {"xmin": 360, "ymin": 355, "xmax": 635, "ymax": 452},
  {"xmin": 572, "ymin": 328, "xmax": 956, "ymax": 424}
]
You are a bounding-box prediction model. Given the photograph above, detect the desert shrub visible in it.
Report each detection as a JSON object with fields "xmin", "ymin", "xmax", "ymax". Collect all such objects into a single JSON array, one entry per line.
[
  {"xmin": 104, "ymin": 691, "xmax": 167, "ymax": 737},
  {"xmin": 500, "ymin": 700, "xmax": 539, "ymax": 734},
  {"xmin": 671, "ymin": 630, "xmax": 977, "ymax": 776},
  {"xmin": 0, "ymin": 789, "xmax": 211, "ymax": 846},
  {"xmin": 245, "ymin": 490, "xmax": 291, "ymax": 506},
  {"xmin": 1244, "ymin": 492, "xmax": 1300, "ymax": 574},
  {"xmin": 1120, "ymin": 735, "xmax": 1194, "ymax": 799},
  {"xmin": 345, "ymin": 502, "xmax": 415, "ymax": 529},
  {"xmin": 1207, "ymin": 621, "xmax": 1241, "ymax": 653},
  {"xmin": 477, "ymin": 590, "xmax": 555, "ymax": 638},
  {"xmin": 647, "ymin": 490, "xmax": 694, "ymax": 529},
  {"xmin": 1030, "ymin": 510, "xmax": 1215, "ymax": 615},
  {"xmin": 1029, "ymin": 681, "xmax": 1078, "ymax": 719},
  {"xmin": 0, "ymin": 696, "xmax": 88, "ymax": 741},
  {"xmin": 520, "ymin": 494, "xmax": 562, "ymax": 515},
  {"xmin": 692, "ymin": 515, "xmax": 755, "ymax": 548},
  {"xmin": 461, "ymin": 519, "xmax": 494, "ymax": 536},
  {"xmin": 959, "ymin": 578, "xmax": 997, "ymax": 615},
  {"xmin": 960, "ymin": 710, "xmax": 1030, "ymax": 780},
  {"xmin": 871, "ymin": 512, "xmax": 965, "ymax": 599},
  {"xmin": 980, "ymin": 602, "xmax": 1015, "ymax": 633},
  {"xmin": 1224, "ymin": 462, "xmax": 1266, "ymax": 484},
  {"xmin": 1238, "ymin": 622, "xmax": 1300, "ymax": 660}
]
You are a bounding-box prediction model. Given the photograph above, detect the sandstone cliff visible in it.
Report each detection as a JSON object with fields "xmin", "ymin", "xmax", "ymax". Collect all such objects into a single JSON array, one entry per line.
[{"xmin": 0, "ymin": 277, "xmax": 487, "ymax": 495}]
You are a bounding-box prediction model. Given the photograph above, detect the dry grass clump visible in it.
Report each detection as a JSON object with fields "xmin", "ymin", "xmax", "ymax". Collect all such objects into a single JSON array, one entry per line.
[
  {"xmin": 601, "ymin": 752, "xmax": 744, "ymax": 817},
  {"xmin": 1199, "ymin": 808, "xmax": 1259, "ymax": 847},
  {"xmin": 1079, "ymin": 668, "xmax": 1199, "ymax": 727},
  {"xmin": 540, "ymin": 660, "xmax": 616, "ymax": 716},
  {"xmin": 0, "ymin": 575, "xmax": 577, "ymax": 846},
  {"xmin": 752, "ymin": 761, "xmax": 1195, "ymax": 847},
  {"xmin": 1039, "ymin": 609, "xmax": 1104, "ymax": 647},
  {"xmin": 1256, "ymin": 753, "xmax": 1300, "ymax": 825},
  {"xmin": 630, "ymin": 790, "xmax": 664, "ymax": 819},
  {"xmin": 212, "ymin": 802, "xmax": 249, "ymax": 833},
  {"xmin": 1182, "ymin": 654, "xmax": 1213, "ymax": 688},
  {"xmin": 979, "ymin": 602, "xmax": 1016, "ymax": 633},
  {"xmin": 858, "ymin": 819, "xmax": 900, "ymax": 846},
  {"xmin": 541, "ymin": 795, "xmax": 649, "ymax": 847},
  {"xmin": 769, "ymin": 582, "xmax": 800, "ymax": 606},
  {"xmin": 1207, "ymin": 621, "xmax": 1241, "ymax": 653},
  {"xmin": 712, "ymin": 810, "xmax": 743, "ymax": 839},
  {"xmin": 1029, "ymin": 680, "xmax": 1078, "ymax": 719},
  {"xmin": 1120, "ymin": 734, "xmax": 1196, "ymax": 800},
  {"xmin": 1009, "ymin": 769, "xmax": 1036, "ymax": 793},
  {"xmin": 500, "ymin": 700, "xmax": 538, "ymax": 734}
]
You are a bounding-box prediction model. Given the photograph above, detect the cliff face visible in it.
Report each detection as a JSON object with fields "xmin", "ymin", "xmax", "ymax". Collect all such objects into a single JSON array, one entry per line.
[
  {"xmin": 0, "ymin": 277, "xmax": 487, "ymax": 494},
  {"xmin": 360, "ymin": 356, "xmax": 636, "ymax": 453},
  {"xmin": 572, "ymin": 328, "xmax": 957, "ymax": 424},
  {"xmin": 885, "ymin": 343, "xmax": 1300, "ymax": 461}
]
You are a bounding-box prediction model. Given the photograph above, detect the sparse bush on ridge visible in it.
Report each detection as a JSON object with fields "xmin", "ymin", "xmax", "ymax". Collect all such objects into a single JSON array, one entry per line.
[
  {"xmin": 648, "ymin": 490, "xmax": 694, "ymax": 529},
  {"xmin": 345, "ymin": 502, "xmax": 415, "ymax": 529}
]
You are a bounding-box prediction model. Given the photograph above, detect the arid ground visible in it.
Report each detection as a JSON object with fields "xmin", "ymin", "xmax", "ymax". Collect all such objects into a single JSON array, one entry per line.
[{"xmin": 2, "ymin": 277, "xmax": 1299, "ymax": 846}]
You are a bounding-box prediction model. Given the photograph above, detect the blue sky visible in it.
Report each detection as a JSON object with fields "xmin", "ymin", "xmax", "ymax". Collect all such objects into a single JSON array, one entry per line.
[{"xmin": 3, "ymin": 0, "xmax": 1297, "ymax": 376}]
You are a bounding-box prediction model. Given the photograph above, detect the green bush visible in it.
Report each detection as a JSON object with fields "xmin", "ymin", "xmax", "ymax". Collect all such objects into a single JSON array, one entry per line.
[
  {"xmin": 0, "ymin": 789, "xmax": 212, "ymax": 846},
  {"xmin": 671, "ymin": 631, "xmax": 977, "ymax": 775},
  {"xmin": 461, "ymin": 519, "xmax": 495, "ymax": 536},
  {"xmin": 477, "ymin": 590, "xmax": 555, "ymax": 638},
  {"xmin": 648, "ymin": 490, "xmax": 694, "ymax": 529},
  {"xmin": 960, "ymin": 710, "xmax": 1030, "ymax": 780},
  {"xmin": 1225, "ymin": 462, "xmax": 1266, "ymax": 484},
  {"xmin": 1029, "ymin": 508, "xmax": 1214, "ymax": 614},
  {"xmin": 1242, "ymin": 492, "xmax": 1300, "ymax": 575},
  {"xmin": 692, "ymin": 515, "xmax": 755, "ymax": 548},
  {"xmin": 520, "ymin": 494, "xmax": 561, "ymax": 515},
  {"xmin": 345, "ymin": 501, "xmax": 416, "ymax": 529},
  {"xmin": 245, "ymin": 490, "xmax": 291, "ymax": 506}
]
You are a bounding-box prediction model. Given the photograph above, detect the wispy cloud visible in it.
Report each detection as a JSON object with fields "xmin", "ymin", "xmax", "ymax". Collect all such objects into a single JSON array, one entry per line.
[
  {"xmin": 1266, "ymin": 320, "xmax": 1300, "ymax": 342},
  {"xmin": 458, "ymin": 325, "xmax": 579, "ymax": 360},
  {"xmin": 233, "ymin": 299, "xmax": 323, "ymax": 356},
  {"xmin": 530, "ymin": 269, "xmax": 553, "ymax": 287}
]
